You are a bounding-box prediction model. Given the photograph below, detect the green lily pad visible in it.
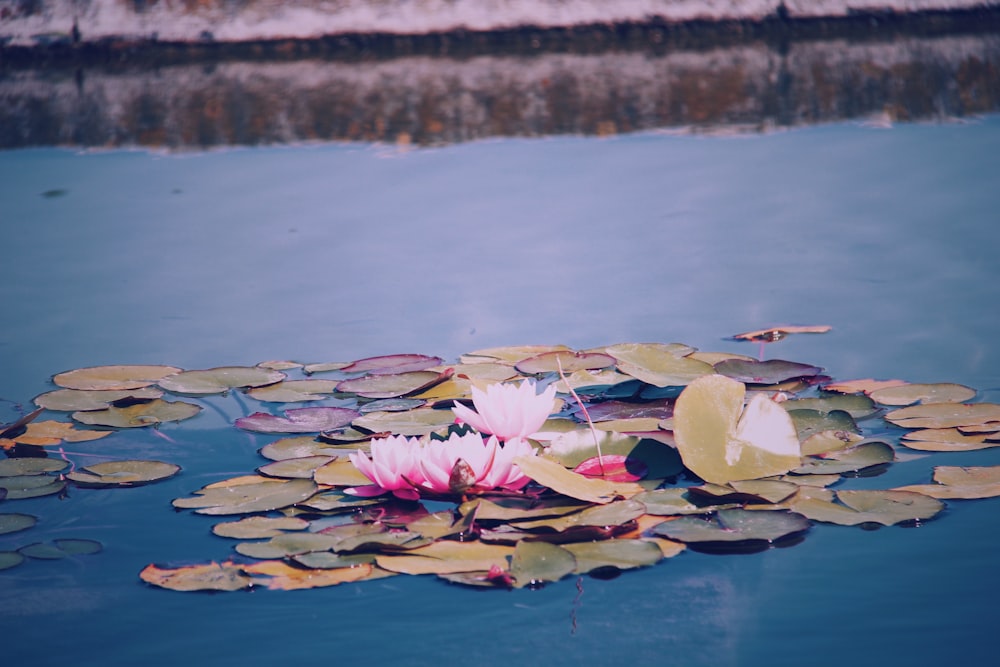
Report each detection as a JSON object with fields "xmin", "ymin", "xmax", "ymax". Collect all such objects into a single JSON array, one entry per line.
[
  {"xmin": 870, "ymin": 382, "xmax": 977, "ymax": 406},
  {"xmin": 606, "ymin": 342, "xmax": 714, "ymax": 387},
  {"xmin": 794, "ymin": 440, "xmax": 894, "ymax": 475},
  {"xmin": 173, "ymin": 477, "xmax": 319, "ymax": 515},
  {"xmin": 583, "ymin": 399, "xmax": 673, "ymax": 422},
  {"xmin": 884, "ymin": 403, "xmax": 1000, "ymax": 429},
  {"xmin": 33, "ymin": 387, "xmax": 164, "ymax": 412},
  {"xmin": 235, "ymin": 532, "xmax": 342, "ymax": 559},
  {"xmin": 376, "ymin": 540, "xmax": 514, "ymax": 575},
  {"xmin": 53, "ymin": 365, "xmax": 182, "ymax": 391},
  {"xmin": 0, "ymin": 513, "xmax": 37, "ymax": 535},
  {"xmin": 515, "ymin": 350, "xmax": 615, "ymax": 375},
  {"xmin": 510, "ymin": 540, "xmax": 576, "ymax": 587},
  {"xmin": 246, "ymin": 380, "xmax": 340, "ymax": 403},
  {"xmin": 0, "ymin": 475, "xmax": 67, "ymax": 499},
  {"xmin": 341, "ymin": 354, "xmax": 445, "ymax": 375},
  {"xmin": 790, "ymin": 489, "xmax": 943, "ymax": 526},
  {"xmin": 258, "ymin": 455, "xmax": 336, "ymax": 479},
  {"xmin": 235, "ymin": 407, "xmax": 360, "ymax": 434},
  {"xmin": 459, "ymin": 497, "xmax": 590, "ymax": 522},
  {"xmin": 72, "ymin": 399, "xmax": 202, "ymax": 428},
  {"xmin": 782, "ymin": 394, "xmax": 878, "ymax": 419},
  {"xmin": 298, "ymin": 489, "xmax": 381, "ymax": 511},
  {"xmin": 358, "ymin": 398, "xmax": 426, "ymax": 414},
  {"xmin": 512, "ymin": 499, "xmax": 646, "ymax": 532},
  {"xmin": 631, "ymin": 488, "xmax": 713, "ymax": 515},
  {"xmin": 513, "ymin": 455, "xmax": 643, "ymax": 504},
  {"xmin": 352, "ymin": 407, "xmax": 456, "ymax": 436},
  {"xmin": 461, "ymin": 344, "xmax": 571, "ymax": 364},
  {"xmin": 895, "ymin": 465, "xmax": 1000, "ymax": 499},
  {"xmin": 714, "ymin": 359, "xmax": 822, "ymax": 385},
  {"xmin": 259, "ymin": 436, "xmax": 354, "ymax": 461},
  {"xmin": 0, "ymin": 458, "xmax": 69, "ymax": 476},
  {"xmin": 0, "ymin": 551, "xmax": 25, "ymax": 570},
  {"xmin": 158, "ymin": 366, "xmax": 286, "ymax": 395},
  {"xmin": 257, "ymin": 360, "xmax": 304, "ymax": 371},
  {"xmin": 900, "ymin": 427, "xmax": 997, "ymax": 452},
  {"xmin": 212, "ymin": 516, "xmax": 310, "ymax": 539},
  {"xmin": 53, "ymin": 538, "xmax": 102, "ymax": 555},
  {"xmin": 19, "ymin": 542, "xmax": 69, "ymax": 559},
  {"xmin": 312, "ymin": 459, "xmax": 372, "ymax": 487},
  {"xmin": 673, "ymin": 374, "xmax": 802, "ymax": 485},
  {"xmin": 336, "ymin": 370, "xmax": 452, "ymax": 399},
  {"xmin": 562, "ymin": 539, "xmax": 664, "ymax": 574},
  {"xmin": 691, "ymin": 479, "xmax": 801, "ymax": 504},
  {"xmin": 67, "ymin": 460, "xmax": 181, "ymax": 487},
  {"xmin": 292, "ymin": 552, "xmax": 378, "ymax": 569},
  {"xmin": 800, "ymin": 429, "xmax": 865, "ymax": 456},
  {"xmin": 544, "ymin": 429, "xmax": 640, "ymax": 468},
  {"xmin": 651, "ymin": 508, "xmax": 810, "ymax": 544},
  {"xmin": 140, "ymin": 561, "xmax": 252, "ymax": 592},
  {"xmin": 787, "ymin": 409, "xmax": 860, "ymax": 441},
  {"xmin": 302, "ymin": 362, "xmax": 350, "ymax": 374}
]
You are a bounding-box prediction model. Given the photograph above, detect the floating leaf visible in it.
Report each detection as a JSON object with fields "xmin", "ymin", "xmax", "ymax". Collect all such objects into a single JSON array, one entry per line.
[
  {"xmin": 259, "ymin": 436, "xmax": 353, "ymax": 461},
  {"xmin": 459, "ymin": 497, "xmax": 590, "ymax": 522},
  {"xmin": 335, "ymin": 370, "xmax": 452, "ymax": 399},
  {"xmin": 790, "ymin": 490, "xmax": 943, "ymax": 526},
  {"xmin": 257, "ymin": 360, "xmax": 303, "ymax": 371},
  {"xmin": 800, "ymin": 429, "xmax": 865, "ymax": 456},
  {"xmin": 606, "ymin": 343, "xmax": 714, "ymax": 388},
  {"xmin": 510, "ymin": 540, "xmax": 576, "ymax": 587},
  {"xmin": 292, "ymin": 552, "xmax": 377, "ymax": 569},
  {"xmin": 900, "ymin": 427, "xmax": 997, "ymax": 452},
  {"xmin": 631, "ymin": 488, "xmax": 712, "ymax": 516},
  {"xmin": 173, "ymin": 478, "xmax": 318, "ymax": 515},
  {"xmin": 302, "ymin": 362, "xmax": 350, "ymax": 374},
  {"xmin": 258, "ymin": 455, "xmax": 335, "ymax": 479},
  {"xmin": 351, "ymin": 407, "xmax": 455, "ymax": 437},
  {"xmin": 235, "ymin": 407, "xmax": 359, "ymax": 434},
  {"xmin": 782, "ymin": 394, "xmax": 878, "ymax": 419},
  {"xmin": 19, "ymin": 542, "xmax": 70, "ymax": 559},
  {"xmin": 822, "ymin": 378, "xmax": 909, "ymax": 395},
  {"xmin": 298, "ymin": 488, "xmax": 381, "ymax": 511},
  {"xmin": 0, "ymin": 552, "xmax": 25, "ymax": 570},
  {"xmin": 53, "ymin": 365, "xmax": 182, "ymax": 391},
  {"xmin": 340, "ymin": 354, "xmax": 444, "ymax": 375},
  {"xmin": 461, "ymin": 345, "xmax": 571, "ymax": 364},
  {"xmin": 884, "ymin": 403, "xmax": 1000, "ymax": 429},
  {"xmin": 515, "ymin": 350, "xmax": 615, "ymax": 375},
  {"xmin": 158, "ymin": 366, "xmax": 285, "ymax": 395},
  {"xmin": 212, "ymin": 516, "xmax": 310, "ymax": 539},
  {"xmin": 714, "ymin": 359, "xmax": 823, "ymax": 385},
  {"xmin": 67, "ymin": 460, "xmax": 181, "ymax": 488},
  {"xmin": 870, "ymin": 382, "xmax": 977, "ymax": 406},
  {"xmin": 673, "ymin": 375, "xmax": 801, "ymax": 485},
  {"xmin": 33, "ymin": 387, "xmax": 164, "ymax": 412},
  {"xmin": 895, "ymin": 465, "xmax": 1000, "ymax": 499},
  {"xmin": 583, "ymin": 399, "xmax": 673, "ymax": 422},
  {"xmin": 794, "ymin": 441, "xmax": 894, "ymax": 475},
  {"xmin": 513, "ymin": 455, "xmax": 643, "ymax": 504},
  {"xmin": 312, "ymin": 458, "xmax": 372, "ymax": 487},
  {"xmin": 9, "ymin": 420, "xmax": 112, "ymax": 445},
  {"xmin": 53, "ymin": 538, "xmax": 102, "ymax": 555},
  {"xmin": 544, "ymin": 429, "xmax": 640, "ymax": 468},
  {"xmin": 235, "ymin": 532, "xmax": 341, "ymax": 559},
  {"xmin": 651, "ymin": 508, "xmax": 809, "ymax": 545},
  {"xmin": 0, "ymin": 458, "xmax": 69, "ymax": 476},
  {"xmin": 729, "ymin": 325, "xmax": 832, "ymax": 342},
  {"xmin": 375, "ymin": 541, "xmax": 514, "ymax": 575},
  {"xmin": 562, "ymin": 539, "xmax": 663, "ymax": 574},
  {"xmin": 787, "ymin": 409, "xmax": 860, "ymax": 441},
  {"xmin": 512, "ymin": 499, "xmax": 646, "ymax": 532},
  {"xmin": 0, "ymin": 476, "xmax": 66, "ymax": 499},
  {"xmin": 0, "ymin": 513, "xmax": 37, "ymax": 535},
  {"xmin": 695, "ymin": 479, "xmax": 801, "ymax": 504},
  {"xmin": 140, "ymin": 561, "xmax": 252, "ymax": 592},
  {"xmin": 247, "ymin": 380, "xmax": 340, "ymax": 403},
  {"xmin": 72, "ymin": 399, "xmax": 201, "ymax": 428},
  {"xmin": 358, "ymin": 398, "xmax": 426, "ymax": 414},
  {"xmin": 242, "ymin": 560, "xmax": 380, "ymax": 590}
]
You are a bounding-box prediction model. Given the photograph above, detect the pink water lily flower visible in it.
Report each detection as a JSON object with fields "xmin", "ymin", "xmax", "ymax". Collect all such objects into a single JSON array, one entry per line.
[
  {"xmin": 347, "ymin": 435, "xmax": 426, "ymax": 501},
  {"xmin": 418, "ymin": 432, "xmax": 537, "ymax": 495},
  {"xmin": 452, "ymin": 380, "xmax": 557, "ymax": 441}
]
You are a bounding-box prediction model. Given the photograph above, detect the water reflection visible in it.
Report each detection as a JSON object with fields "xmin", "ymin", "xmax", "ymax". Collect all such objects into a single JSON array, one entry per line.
[{"xmin": 2, "ymin": 29, "xmax": 999, "ymax": 150}]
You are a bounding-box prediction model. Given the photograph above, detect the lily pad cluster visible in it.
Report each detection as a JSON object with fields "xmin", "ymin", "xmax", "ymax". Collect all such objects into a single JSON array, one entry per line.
[{"xmin": 5, "ymin": 337, "xmax": 1000, "ymax": 590}]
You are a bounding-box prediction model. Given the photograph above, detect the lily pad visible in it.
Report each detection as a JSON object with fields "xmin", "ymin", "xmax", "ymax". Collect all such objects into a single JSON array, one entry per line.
[
  {"xmin": 884, "ymin": 403, "xmax": 1000, "ymax": 429},
  {"xmin": 0, "ymin": 476, "xmax": 67, "ymax": 499},
  {"xmin": 140, "ymin": 561, "xmax": 252, "ymax": 592},
  {"xmin": 53, "ymin": 365, "xmax": 182, "ymax": 391},
  {"xmin": 673, "ymin": 374, "xmax": 801, "ymax": 485},
  {"xmin": 651, "ymin": 508, "xmax": 810, "ymax": 545},
  {"xmin": 900, "ymin": 428, "xmax": 997, "ymax": 452},
  {"xmin": 358, "ymin": 398, "xmax": 426, "ymax": 414},
  {"xmin": 870, "ymin": 382, "xmax": 977, "ymax": 406},
  {"xmin": 515, "ymin": 350, "xmax": 615, "ymax": 375},
  {"xmin": 512, "ymin": 499, "xmax": 646, "ymax": 532},
  {"xmin": 714, "ymin": 359, "xmax": 823, "ymax": 385},
  {"xmin": 212, "ymin": 516, "xmax": 310, "ymax": 539},
  {"xmin": 351, "ymin": 407, "xmax": 455, "ymax": 437},
  {"xmin": 340, "ymin": 354, "xmax": 445, "ymax": 375},
  {"xmin": 335, "ymin": 370, "xmax": 452, "ymax": 399},
  {"xmin": 794, "ymin": 440, "xmax": 894, "ymax": 475},
  {"xmin": 461, "ymin": 345, "xmax": 571, "ymax": 364},
  {"xmin": 562, "ymin": 539, "xmax": 664, "ymax": 574},
  {"xmin": 53, "ymin": 538, "xmax": 103, "ymax": 555},
  {"xmin": 72, "ymin": 399, "xmax": 201, "ymax": 428},
  {"xmin": 574, "ymin": 455, "xmax": 648, "ymax": 482},
  {"xmin": 158, "ymin": 367, "xmax": 286, "ymax": 395},
  {"xmin": 259, "ymin": 436, "xmax": 353, "ymax": 461},
  {"xmin": 895, "ymin": 465, "xmax": 1000, "ymax": 499},
  {"xmin": 172, "ymin": 477, "xmax": 318, "ymax": 515},
  {"xmin": 257, "ymin": 455, "xmax": 336, "ymax": 479},
  {"xmin": 631, "ymin": 488, "xmax": 713, "ymax": 516},
  {"xmin": 606, "ymin": 343, "xmax": 714, "ymax": 388},
  {"xmin": 242, "ymin": 560, "xmax": 383, "ymax": 590},
  {"xmin": 6, "ymin": 420, "xmax": 113, "ymax": 445},
  {"xmin": 235, "ymin": 532, "xmax": 342, "ymax": 559},
  {"xmin": 0, "ymin": 513, "xmax": 37, "ymax": 535},
  {"xmin": 67, "ymin": 460, "xmax": 181, "ymax": 488},
  {"xmin": 513, "ymin": 455, "xmax": 643, "ymax": 504},
  {"xmin": 247, "ymin": 380, "xmax": 340, "ymax": 403},
  {"xmin": 235, "ymin": 407, "xmax": 359, "ymax": 434},
  {"xmin": 302, "ymin": 362, "xmax": 350, "ymax": 374},
  {"xmin": 730, "ymin": 325, "xmax": 832, "ymax": 342},
  {"xmin": 312, "ymin": 458, "xmax": 373, "ymax": 487},
  {"xmin": 583, "ymin": 399, "xmax": 673, "ymax": 422},
  {"xmin": 822, "ymin": 378, "xmax": 908, "ymax": 395},
  {"xmin": 781, "ymin": 394, "xmax": 878, "ymax": 419},
  {"xmin": 510, "ymin": 540, "xmax": 576, "ymax": 587},
  {"xmin": 33, "ymin": 387, "xmax": 164, "ymax": 412},
  {"xmin": 0, "ymin": 458, "xmax": 69, "ymax": 476},
  {"xmin": 0, "ymin": 551, "xmax": 25, "ymax": 570},
  {"xmin": 375, "ymin": 541, "xmax": 514, "ymax": 575},
  {"xmin": 787, "ymin": 409, "xmax": 860, "ymax": 441},
  {"xmin": 790, "ymin": 489, "xmax": 943, "ymax": 526}
]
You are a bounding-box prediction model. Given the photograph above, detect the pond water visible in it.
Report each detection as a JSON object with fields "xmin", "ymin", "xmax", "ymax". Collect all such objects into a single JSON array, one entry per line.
[{"xmin": 2, "ymin": 111, "xmax": 1000, "ymax": 665}]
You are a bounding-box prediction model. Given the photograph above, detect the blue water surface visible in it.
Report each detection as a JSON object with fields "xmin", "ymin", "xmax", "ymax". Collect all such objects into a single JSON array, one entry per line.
[{"xmin": 1, "ymin": 116, "xmax": 999, "ymax": 666}]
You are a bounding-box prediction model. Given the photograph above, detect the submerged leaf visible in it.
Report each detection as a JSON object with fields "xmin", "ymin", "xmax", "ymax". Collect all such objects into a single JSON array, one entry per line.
[{"xmin": 0, "ymin": 513, "xmax": 37, "ymax": 535}]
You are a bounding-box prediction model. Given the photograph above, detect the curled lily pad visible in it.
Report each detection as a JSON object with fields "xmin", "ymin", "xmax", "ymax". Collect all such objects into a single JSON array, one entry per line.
[
  {"xmin": 510, "ymin": 540, "xmax": 576, "ymax": 587},
  {"xmin": 335, "ymin": 370, "xmax": 452, "ymax": 399},
  {"xmin": 0, "ymin": 458, "xmax": 69, "ymax": 476},
  {"xmin": 212, "ymin": 516, "xmax": 310, "ymax": 539},
  {"xmin": 247, "ymin": 380, "xmax": 340, "ymax": 403},
  {"xmin": 515, "ymin": 350, "xmax": 615, "ymax": 375},
  {"xmin": 235, "ymin": 407, "xmax": 359, "ymax": 434},
  {"xmin": 673, "ymin": 374, "xmax": 801, "ymax": 485},
  {"xmin": 715, "ymin": 359, "xmax": 823, "ymax": 385},
  {"xmin": 158, "ymin": 367, "xmax": 286, "ymax": 395},
  {"xmin": 730, "ymin": 325, "xmax": 832, "ymax": 342},
  {"xmin": 67, "ymin": 460, "xmax": 181, "ymax": 488},
  {"xmin": 341, "ymin": 354, "xmax": 444, "ymax": 375},
  {"xmin": 53, "ymin": 365, "xmax": 182, "ymax": 390},
  {"xmin": 0, "ymin": 513, "xmax": 37, "ymax": 535},
  {"xmin": 34, "ymin": 387, "xmax": 164, "ymax": 412},
  {"xmin": 651, "ymin": 508, "xmax": 810, "ymax": 545},
  {"xmin": 140, "ymin": 561, "xmax": 252, "ymax": 592},
  {"xmin": 790, "ymin": 490, "xmax": 943, "ymax": 526},
  {"xmin": 870, "ymin": 382, "xmax": 977, "ymax": 406},
  {"xmin": 72, "ymin": 399, "xmax": 201, "ymax": 428},
  {"xmin": 606, "ymin": 343, "xmax": 714, "ymax": 388},
  {"xmin": 884, "ymin": 403, "xmax": 1000, "ymax": 429}
]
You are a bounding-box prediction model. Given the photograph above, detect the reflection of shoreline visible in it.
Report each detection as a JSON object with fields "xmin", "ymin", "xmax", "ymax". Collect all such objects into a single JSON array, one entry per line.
[{"xmin": 2, "ymin": 31, "xmax": 998, "ymax": 150}]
